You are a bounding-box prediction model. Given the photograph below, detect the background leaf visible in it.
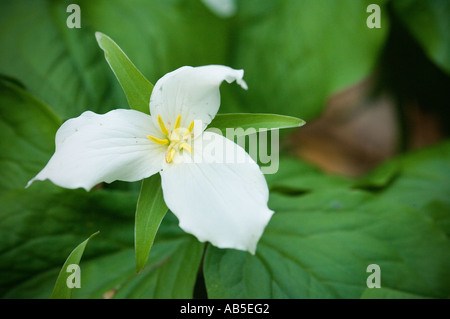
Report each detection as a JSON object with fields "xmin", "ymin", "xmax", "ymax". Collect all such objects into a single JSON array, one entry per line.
[
  {"xmin": 392, "ymin": 0, "xmax": 450, "ymax": 74},
  {"xmin": 204, "ymin": 142, "xmax": 450, "ymax": 299},
  {"xmin": 0, "ymin": 186, "xmax": 203, "ymax": 299},
  {"xmin": 0, "ymin": 0, "xmax": 229, "ymax": 119},
  {"xmin": 264, "ymin": 157, "xmax": 353, "ymax": 194},
  {"xmin": 0, "ymin": 78, "xmax": 61, "ymax": 194},
  {"xmin": 231, "ymin": 0, "xmax": 389, "ymax": 120}
]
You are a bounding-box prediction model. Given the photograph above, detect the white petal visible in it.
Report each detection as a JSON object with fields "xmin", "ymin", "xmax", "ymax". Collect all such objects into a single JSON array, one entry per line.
[
  {"xmin": 27, "ymin": 109, "xmax": 166, "ymax": 191},
  {"xmin": 149, "ymin": 65, "xmax": 247, "ymax": 132},
  {"xmin": 201, "ymin": 0, "xmax": 237, "ymax": 18},
  {"xmin": 160, "ymin": 132, "xmax": 273, "ymax": 253}
]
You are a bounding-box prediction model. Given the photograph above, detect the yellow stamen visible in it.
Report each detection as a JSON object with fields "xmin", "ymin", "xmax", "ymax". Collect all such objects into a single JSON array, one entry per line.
[
  {"xmin": 174, "ymin": 114, "xmax": 181, "ymax": 130},
  {"xmin": 180, "ymin": 142, "xmax": 193, "ymax": 153},
  {"xmin": 147, "ymin": 135, "xmax": 169, "ymax": 145},
  {"xmin": 184, "ymin": 121, "xmax": 194, "ymax": 136},
  {"xmin": 157, "ymin": 115, "xmax": 169, "ymax": 135},
  {"xmin": 148, "ymin": 115, "xmax": 195, "ymax": 163},
  {"xmin": 166, "ymin": 148, "xmax": 176, "ymax": 163}
]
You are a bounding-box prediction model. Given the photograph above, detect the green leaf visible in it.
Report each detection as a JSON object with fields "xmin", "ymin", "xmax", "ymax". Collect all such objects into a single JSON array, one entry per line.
[
  {"xmin": 95, "ymin": 32, "xmax": 153, "ymax": 114},
  {"xmin": 135, "ymin": 174, "xmax": 168, "ymax": 273},
  {"xmin": 233, "ymin": 0, "xmax": 389, "ymax": 120},
  {"xmin": 265, "ymin": 157, "xmax": 353, "ymax": 194},
  {"xmin": 51, "ymin": 231, "xmax": 99, "ymax": 299},
  {"xmin": 208, "ymin": 113, "xmax": 305, "ymax": 136},
  {"xmin": 393, "ymin": 0, "xmax": 450, "ymax": 74},
  {"xmin": 204, "ymin": 142, "xmax": 450, "ymax": 299},
  {"xmin": 0, "ymin": 187, "xmax": 203, "ymax": 299},
  {"xmin": 205, "ymin": 190, "xmax": 450, "ymax": 298},
  {"xmin": 0, "ymin": 1, "xmax": 124, "ymax": 119},
  {"xmin": 0, "ymin": 0, "xmax": 228, "ymax": 119},
  {"xmin": 353, "ymin": 160, "xmax": 400, "ymax": 190},
  {"xmin": 104, "ymin": 231, "xmax": 204, "ymax": 299},
  {"xmin": 378, "ymin": 140, "xmax": 450, "ymax": 210},
  {"xmin": 0, "ymin": 77, "xmax": 61, "ymax": 194}
]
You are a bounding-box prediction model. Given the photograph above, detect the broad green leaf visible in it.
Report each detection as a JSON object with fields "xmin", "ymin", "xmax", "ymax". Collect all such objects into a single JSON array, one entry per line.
[
  {"xmin": 0, "ymin": 0, "xmax": 229, "ymax": 119},
  {"xmin": 204, "ymin": 142, "xmax": 450, "ymax": 299},
  {"xmin": 0, "ymin": 187, "xmax": 203, "ymax": 299},
  {"xmin": 0, "ymin": 186, "xmax": 138, "ymax": 298},
  {"xmin": 51, "ymin": 231, "xmax": 99, "ymax": 299},
  {"xmin": 96, "ymin": 32, "xmax": 153, "ymax": 114},
  {"xmin": 205, "ymin": 190, "xmax": 450, "ymax": 298},
  {"xmin": 353, "ymin": 160, "xmax": 399, "ymax": 190},
  {"xmin": 393, "ymin": 0, "xmax": 450, "ymax": 74},
  {"xmin": 0, "ymin": 0, "xmax": 124, "ymax": 119},
  {"xmin": 378, "ymin": 140, "xmax": 450, "ymax": 210},
  {"xmin": 208, "ymin": 113, "xmax": 305, "ymax": 136},
  {"xmin": 99, "ymin": 231, "xmax": 204, "ymax": 299},
  {"xmin": 70, "ymin": 213, "xmax": 204, "ymax": 299},
  {"xmin": 265, "ymin": 157, "xmax": 353, "ymax": 194},
  {"xmin": 377, "ymin": 141, "xmax": 450, "ymax": 238},
  {"xmin": 0, "ymin": 78, "xmax": 61, "ymax": 194},
  {"xmin": 135, "ymin": 174, "xmax": 168, "ymax": 273},
  {"xmin": 233, "ymin": 0, "xmax": 389, "ymax": 120}
]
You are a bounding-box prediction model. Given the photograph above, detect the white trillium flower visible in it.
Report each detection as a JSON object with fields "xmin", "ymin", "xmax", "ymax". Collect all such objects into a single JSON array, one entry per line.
[{"xmin": 27, "ymin": 65, "xmax": 274, "ymax": 254}]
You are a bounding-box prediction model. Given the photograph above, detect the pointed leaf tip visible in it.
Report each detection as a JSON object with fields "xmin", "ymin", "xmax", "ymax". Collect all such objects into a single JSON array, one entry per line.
[
  {"xmin": 50, "ymin": 231, "xmax": 99, "ymax": 299},
  {"xmin": 95, "ymin": 32, "xmax": 153, "ymax": 114}
]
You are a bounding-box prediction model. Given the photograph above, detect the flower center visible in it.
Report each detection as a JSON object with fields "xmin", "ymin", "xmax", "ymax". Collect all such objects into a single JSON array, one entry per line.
[{"xmin": 147, "ymin": 114, "xmax": 194, "ymax": 163}]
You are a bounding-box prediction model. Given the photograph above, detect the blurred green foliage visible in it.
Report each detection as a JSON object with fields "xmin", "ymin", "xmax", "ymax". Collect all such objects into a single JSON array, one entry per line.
[
  {"xmin": 205, "ymin": 143, "xmax": 450, "ymax": 298},
  {"xmin": 0, "ymin": 0, "xmax": 449, "ymax": 299}
]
